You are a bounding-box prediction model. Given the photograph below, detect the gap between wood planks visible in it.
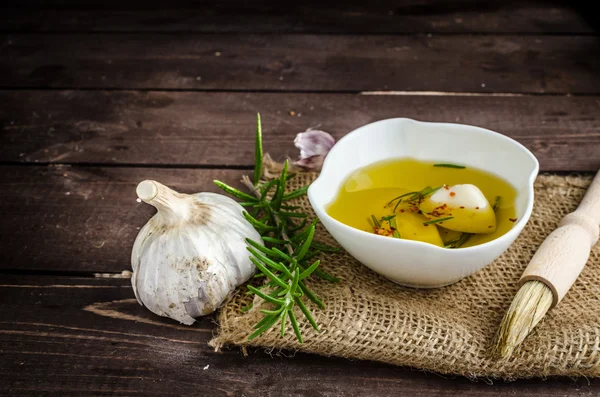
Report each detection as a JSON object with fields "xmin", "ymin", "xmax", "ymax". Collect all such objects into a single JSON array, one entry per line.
[
  {"xmin": 1, "ymin": 30, "xmax": 599, "ymax": 36},
  {"xmin": 0, "ymin": 268, "xmax": 131, "ymax": 278},
  {"xmin": 0, "ymin": 161, "xmax": 255, "ymax": 170},
  {"xmin": 360, "ymin": 91, "xmax": 527, "ymax": 96},
  {"xmin": 1, "ymin": 87, "xmax": 599, "ymax": 96}
]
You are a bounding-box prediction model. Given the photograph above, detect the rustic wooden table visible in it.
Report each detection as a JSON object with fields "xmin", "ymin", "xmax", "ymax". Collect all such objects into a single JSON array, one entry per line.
[{"xmin": 1, "ymin": 1, "xmax": 599, "ymax": 396}]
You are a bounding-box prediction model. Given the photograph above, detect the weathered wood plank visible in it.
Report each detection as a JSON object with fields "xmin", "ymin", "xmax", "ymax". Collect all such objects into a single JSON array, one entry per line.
[
  {"xmin": 0, "ymin": 275, "xmax": 598, "ymax": 396},
  {"xmin": 0, "ymin": 166, "xmax": 247, "ymax": 273},
  {"xmin": 1, "ymin": 34, "xmax": 598, "ymax": 93},
  {"xmin": 1, "ymin": 0, "xmax": 593, "ymax": 33},
  {"xmin": 1, "ymin": 91, "xmax": 599, "ymax": 171}
]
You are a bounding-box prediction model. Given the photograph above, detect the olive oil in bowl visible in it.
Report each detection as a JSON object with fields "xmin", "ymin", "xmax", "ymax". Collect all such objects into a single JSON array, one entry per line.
[{"xmin": 327, "ymin": 158, "xmax": 517, "ymax": 248}]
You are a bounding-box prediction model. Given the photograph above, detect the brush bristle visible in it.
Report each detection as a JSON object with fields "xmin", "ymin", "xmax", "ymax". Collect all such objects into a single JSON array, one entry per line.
[{"xmin": 494, "ymin": 280, "xmax": 554, "ymax": 358}]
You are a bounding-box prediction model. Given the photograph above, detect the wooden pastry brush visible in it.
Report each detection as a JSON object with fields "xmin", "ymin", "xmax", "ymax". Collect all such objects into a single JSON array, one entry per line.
[{"xmin": 494, "ymin": 170, "xmax": 600, "ymax": 358}]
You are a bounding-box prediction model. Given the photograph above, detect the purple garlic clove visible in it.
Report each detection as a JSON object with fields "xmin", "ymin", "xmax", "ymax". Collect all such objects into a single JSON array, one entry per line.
[
  {"xmin": 294, "ymin": 129, "xmax": 335, "ymax": 170},
  {"xmin": 296, "ymin": 155, "xmax": 326, "ymax": 170}
]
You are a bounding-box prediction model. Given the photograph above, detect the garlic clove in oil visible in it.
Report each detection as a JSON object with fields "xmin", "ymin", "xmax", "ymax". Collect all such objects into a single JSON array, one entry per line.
[
  {"xmin": 420, "ymin": 184, "xmax": 497, "ymax": 234},
  {"xmin": 131, "ymin": 180, "xmax": 262, "ymax": 325}
]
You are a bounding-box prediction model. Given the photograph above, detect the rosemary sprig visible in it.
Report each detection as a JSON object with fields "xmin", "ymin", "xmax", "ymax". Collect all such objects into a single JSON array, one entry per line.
[
  {"xmin": 214, "ymin": 114, "xmax": 339, "ymax": 343},
  {"xmin": 388, "ymin": 185, "xmax": 442, "ymax": 213}
]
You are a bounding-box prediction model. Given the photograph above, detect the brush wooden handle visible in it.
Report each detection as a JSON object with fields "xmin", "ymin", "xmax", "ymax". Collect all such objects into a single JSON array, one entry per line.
[{"xmin": 519, "ymin": 171, "xmax": 600, "ymax": 308}]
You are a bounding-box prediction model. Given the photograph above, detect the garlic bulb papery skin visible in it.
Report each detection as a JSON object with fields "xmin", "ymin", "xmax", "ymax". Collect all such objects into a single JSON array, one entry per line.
[{"xmin": 131, "ymin": 180, "xmax": 262, "ymax": 325}]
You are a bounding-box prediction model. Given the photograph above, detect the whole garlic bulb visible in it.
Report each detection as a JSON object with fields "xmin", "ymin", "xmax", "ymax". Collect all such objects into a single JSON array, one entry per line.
[{"xmin": 131, "ymin": 180, "xmax": 262, "ymax": 325}]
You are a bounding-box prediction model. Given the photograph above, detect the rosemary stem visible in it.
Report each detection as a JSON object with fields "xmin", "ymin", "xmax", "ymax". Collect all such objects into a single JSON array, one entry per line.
[{"xmin": 242, "ymin": 175, "xmax": 295, "ymax": 255}]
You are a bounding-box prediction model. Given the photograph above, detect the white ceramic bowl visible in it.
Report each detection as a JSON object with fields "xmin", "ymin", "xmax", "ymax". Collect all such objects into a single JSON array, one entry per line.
[{"xmin": 308, "ymin": 118, "xmax": 539, "ymax": 288}]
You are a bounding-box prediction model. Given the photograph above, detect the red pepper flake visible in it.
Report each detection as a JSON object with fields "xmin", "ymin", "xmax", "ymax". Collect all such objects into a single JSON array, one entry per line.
[
  {"xmin": 459, "ymin": 206, "xmax": 465, "ymax": 209},
  {"xmin": 488, "ymin": 225, "xmax": 493, "ymax": 228},
  {"xmin": 449, "ymin": 191, "xmax": 456, "ymax": 197},
  {"xmin": 475, "ymin": 207, "xmax": 480, "ymax": 210},
  {"xmin": 399, "ymin": 209, "xmax": 405, "ymax": 213},
  {"xmin": 374, "ymin": 227, "xmax": 394, "ymax": 237},
  {"xmin": 444, "ymin": 185, "xmax": 450, "ymax": 190},
  {"xmin": 509, "ymin": 218, "xmax": 517, "ymax": 222}
]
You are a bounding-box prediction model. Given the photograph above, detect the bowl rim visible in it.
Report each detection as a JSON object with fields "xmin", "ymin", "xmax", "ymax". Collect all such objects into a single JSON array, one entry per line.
[{"xmin": 307, "ymin": 117, "xmax": 540, "ymax": 255}]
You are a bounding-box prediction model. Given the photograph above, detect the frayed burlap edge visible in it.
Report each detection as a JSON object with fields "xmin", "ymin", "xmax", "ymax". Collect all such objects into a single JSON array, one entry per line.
[{"xmin": 210, "ymin": 173, "xmax": 600, "ymax": 380}]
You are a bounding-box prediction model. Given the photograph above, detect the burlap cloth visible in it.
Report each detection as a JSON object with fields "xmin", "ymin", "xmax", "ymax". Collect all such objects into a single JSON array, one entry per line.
[{"xmin": 210, "ymin": 174, "xmax": 600, "ymax": 379}]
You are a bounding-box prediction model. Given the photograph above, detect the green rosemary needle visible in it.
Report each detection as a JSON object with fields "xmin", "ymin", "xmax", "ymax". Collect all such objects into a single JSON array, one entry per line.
[
  {"xmin": 493, "ymin": 196, "xmax": 501, "ymax": 211},
  {"xmin": 423, "ymin": 216, "xmax": 454, "ymax": 225},
  {"xmin": 433, "ymin": 163, "xmax": 466, "ymax": 169},
  {"xmin": 370, "ymin": 215, "xmax": 381, "ymax": 228},
  {"xmin": 444, "ymin": 232, "xmax": 471, "ymax": 248}
]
